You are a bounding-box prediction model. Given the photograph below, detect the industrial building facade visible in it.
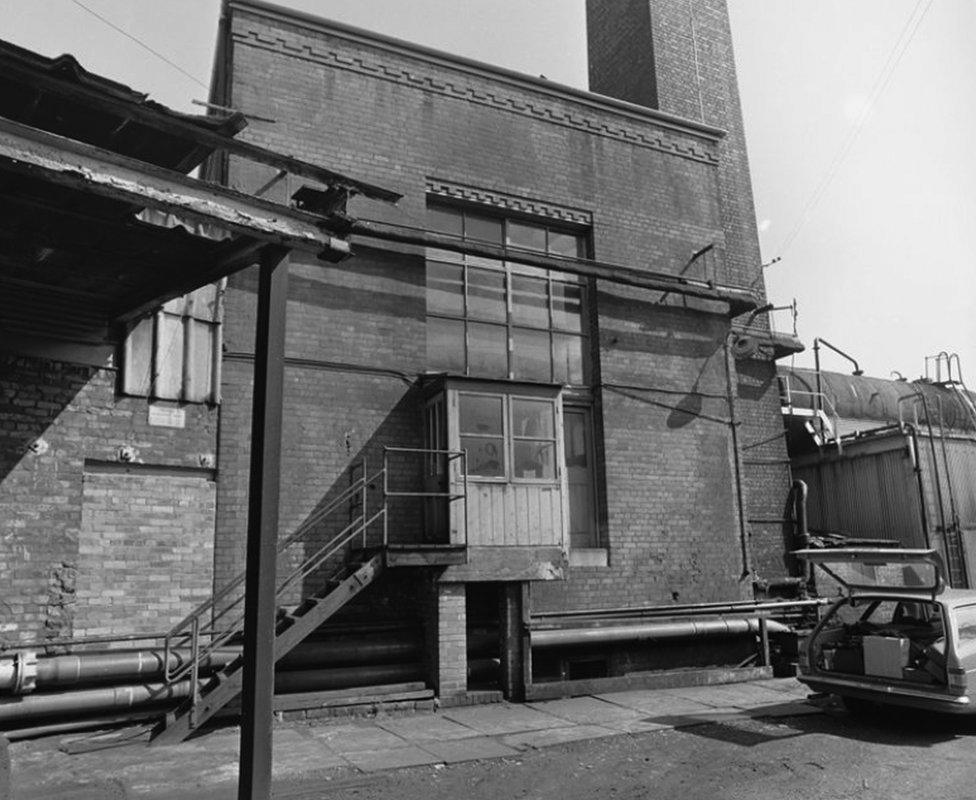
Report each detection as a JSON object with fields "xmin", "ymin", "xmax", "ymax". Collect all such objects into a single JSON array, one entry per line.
[
  {"xmin": 0, "ymin": 0, "xmax": 801, "ymax": 712},
  {"xmin": 208, "ymin": 0, "xmax": 797, "ymax": 697}
]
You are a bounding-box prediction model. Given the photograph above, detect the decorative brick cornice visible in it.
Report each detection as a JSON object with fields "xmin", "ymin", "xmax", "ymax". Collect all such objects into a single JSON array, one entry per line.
[
  {"xmin": 426, "ymin": 179, "xmax": 592, "ymax": 226},
  {"xmin": 230, "ymin": 26, "xmax": 720, "ymax": 166}
]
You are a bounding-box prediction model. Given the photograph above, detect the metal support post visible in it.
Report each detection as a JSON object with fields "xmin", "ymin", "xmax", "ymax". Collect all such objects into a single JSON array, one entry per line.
[{"xmin": 238, "ymin": 247, "xmax": 289, "ymax": 800}]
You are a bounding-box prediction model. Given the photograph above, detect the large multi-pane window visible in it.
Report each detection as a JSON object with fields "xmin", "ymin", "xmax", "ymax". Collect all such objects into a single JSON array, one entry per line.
[{"xmin": 426, "ymin": 206, "xmax": 589, "ymax": 385}]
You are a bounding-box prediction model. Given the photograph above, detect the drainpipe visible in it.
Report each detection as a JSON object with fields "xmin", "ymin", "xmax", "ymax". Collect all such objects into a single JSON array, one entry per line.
[
  {"xmin": 905, "ymin": 425, "xmax": 931, "ymax": 548},
  {"xmin": 723, "ymin": 332, "xmax": 752, "ymax": 579}
]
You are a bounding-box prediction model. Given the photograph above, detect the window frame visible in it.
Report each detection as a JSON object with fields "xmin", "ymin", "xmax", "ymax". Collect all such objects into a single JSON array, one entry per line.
[
  {"xmin": 425, "ymin": 205, "xmax": 590, "ymax": 386},
  {"xmin": 456, "ymin": 390, "xmax": 560, "ymax": 485}
]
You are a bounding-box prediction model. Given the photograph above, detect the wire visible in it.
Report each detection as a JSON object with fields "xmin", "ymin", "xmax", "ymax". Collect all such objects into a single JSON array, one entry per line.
[
  {"xmin": 69, "ymin": 0, "xmax": 209, "ymax": 91},
  {"xmin": 775, "ymin": 0, "xmax": 934, "ymax": 257}
]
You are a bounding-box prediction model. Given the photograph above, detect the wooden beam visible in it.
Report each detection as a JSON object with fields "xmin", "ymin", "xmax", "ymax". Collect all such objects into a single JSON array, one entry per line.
[
  {"xmin": 351, "ymin": 220, "xmax": 759, "ymax": 317},
  {"xmin": 0, "ymin": 115, "xmax": 351, "ymax": 260},
  {"xmin": 0, "ymin": 58, "xmax": 401, "ymax": 203},
  {"xmin": 113, "ymin": 238, "xmax": 268, "ymax": 324}
]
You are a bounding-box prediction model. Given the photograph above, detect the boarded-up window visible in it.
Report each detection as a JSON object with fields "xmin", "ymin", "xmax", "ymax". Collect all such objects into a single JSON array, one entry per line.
[{"xmin": 122, "ymin": 283, "xmax": 221, "ymax": 403}]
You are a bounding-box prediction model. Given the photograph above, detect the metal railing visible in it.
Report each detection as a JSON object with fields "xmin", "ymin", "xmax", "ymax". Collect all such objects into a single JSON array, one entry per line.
[
  {"xmin": 161, "ymin": 459, "xmax": 384, "ymax": 690},
  {"xmin": 779, "ymin": 375, "xmax": 842, "ymax": 453},
  {"xmin": 382, "ymin": 446, "xmax": 468, "ymax": 547},
  {"xmin": 161, "ymin": 447, "xmax": 470, "ymax": 702}
]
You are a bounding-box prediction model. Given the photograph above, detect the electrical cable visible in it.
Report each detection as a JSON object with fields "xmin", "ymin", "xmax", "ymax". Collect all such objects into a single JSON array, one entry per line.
[
  {"xmin": 775, "ymin": 0, "xmax": 934, "ymax": 257},
  {"xmin": 68, "ymin": 0, "xmax": 209, "ymax": 91}
]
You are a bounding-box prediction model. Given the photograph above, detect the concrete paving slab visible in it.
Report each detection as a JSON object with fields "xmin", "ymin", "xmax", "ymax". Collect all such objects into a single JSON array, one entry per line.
[
  {"xmin": 745, "ymin": 700, "xmax": 821, "ymax": 719},
  {"xmin": 593, "ymin": 689, "xmax": 719, "ymax": 716},
  {"xmin": 376, "ymin": 713, "xmax": 482, "ymax": 742},
  {"xmin": 526, "ymin": 696, "xmax": 645, "ymax": 725},
  {"xmin": 304, "ymin": 722, "xmax": 410, "ymax": 753},
  {"xmin": 342, "ymin": 745, "xmax": 440, "ymax": 773},
  {"xmin": 598, "ymin": 715, "xmax": 677, "ymax": 734},
  {"xmin": 418, "ymin": 736, "xmax": 520, "ymax": 763},
  {"xmin": 751, "ymin": 678, "xmax": 810, "ymax": 696},
  {"xmin": 271, "ymin": 729, "xmax": 348, "ymax": 777},
  {"xmin": 441, "ymin": 703, "xmax": 573, "ymax": 736},
  {"xmin": 658, "ymin": 684, "xmax": 782, "ymax": 709},
  {"xmin": 501, "ymin": 724, "xmax": 619, "ymax": 750}
]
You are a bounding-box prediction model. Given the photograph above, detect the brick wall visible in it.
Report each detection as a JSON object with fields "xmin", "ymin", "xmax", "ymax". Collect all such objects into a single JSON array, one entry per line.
[
  {"xmin": 216, "ymin": 3, "xmax": 789, "ymax": 621},
  {"xmin": 586, "ymin": 0, "xmax": 794, "ymax": 586},
  {"xmin": 0, "ymin": 354, "xmax": 217, "ymax": 644},
  {"xmin": 75, "ymin": 470, "xmax": 215, "ymax": 637}
]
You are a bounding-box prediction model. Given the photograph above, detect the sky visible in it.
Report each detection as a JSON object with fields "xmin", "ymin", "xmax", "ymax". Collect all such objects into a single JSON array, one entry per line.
[{"xmin": 3, "ymin": 0, "xmax": 973, "ymax": 382}]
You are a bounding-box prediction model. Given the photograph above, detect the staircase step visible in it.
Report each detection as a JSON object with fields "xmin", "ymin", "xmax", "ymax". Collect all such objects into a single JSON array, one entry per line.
[{"xmin": 151, "ymin": 553, "xmax": 385, "ymax": 746}]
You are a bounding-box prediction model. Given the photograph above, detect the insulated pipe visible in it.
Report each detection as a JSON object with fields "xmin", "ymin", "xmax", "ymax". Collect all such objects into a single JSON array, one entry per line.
[
  {"xmin": 0, "ymin": 681, "xmax": 192, "ymax": 724},
  {"xmin": 0, "ymin": 650, "xmax": 237, "ymax": 694},
  {"xmin": 531, "ymin": 618, "xmax": 790, "ymax": 649},
  {"xmin": 0, "ymin": 663, "xmax": 428, "ymax": 725},
  {"xmin": 273, "ymin": 662, "xmax": 424, "ymax": 694},
  {"xmin": 0, "ymin": 633, "xmax": 424, "ymax": 694}
]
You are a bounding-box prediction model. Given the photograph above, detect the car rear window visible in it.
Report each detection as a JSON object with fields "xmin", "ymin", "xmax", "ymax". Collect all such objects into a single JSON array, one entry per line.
[{"xmin": 955, "ymin": 604, "xmax": 976, "ymax": 642}]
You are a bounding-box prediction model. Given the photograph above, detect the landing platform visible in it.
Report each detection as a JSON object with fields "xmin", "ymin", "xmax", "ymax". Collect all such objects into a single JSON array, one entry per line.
[{"xmin": 356, "ymin": 544, "xmax": 468, "ymax": 568}]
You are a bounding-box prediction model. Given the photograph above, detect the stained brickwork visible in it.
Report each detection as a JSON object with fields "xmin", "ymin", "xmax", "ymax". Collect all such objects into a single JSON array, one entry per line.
[
  {"xmin": 0, "ymin": 354, "xmax": 217, "ymax": 644},
  {"xmin": 75, "ymin": 471, "xmax": 215, "ymax": 637},
  {"xmin": 586, "ymin": 0, "xmax": 793, "ymax": 587},
  {"xmin": 214, "ymin": 2, "xmax": 777, "ymax": 624}
]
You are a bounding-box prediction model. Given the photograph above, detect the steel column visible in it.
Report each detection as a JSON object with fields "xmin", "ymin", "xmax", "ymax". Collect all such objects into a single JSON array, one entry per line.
[{"xmin": 238, "ymin": 247, "xmax": 289, "ymax": 800}]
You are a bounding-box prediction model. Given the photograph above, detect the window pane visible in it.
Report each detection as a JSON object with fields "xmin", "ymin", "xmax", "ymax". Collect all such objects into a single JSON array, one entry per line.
[
  {"xmin": 465, "ymin": 213, "xmax": 503, "ymax": 244},
  {"xmin": 551, "ymin": 281, "xmax": 584, "ymax": 332},
  {"xmin": 185, "ymin": 319, "xmax": 214, "ymax": 403},
  {"xmin": 512, "ymin": 328, "xmax": 551, "ymax": 382},
  {"xmin": 459, "ymin": 394, "xmax": 503, "ymax": 435},
  {"xmin": 461, "ymin": 436, "xmax": 505, "ymax": 477},
  {"xmin": 552, "ymin": 333, "xmax": 585, "ymax": 385},
  {"xmin": 468, "ymin": 322, "xmax": 508, "ymax": 377},
  {"xmin": 123, "ymin": 316, "xmax": 153, "ymax": 396},
  {"xmin": 548, "ymin": 231, "xmax": 585, "ymax": 258},
  {"xmin": 429, "ymin": 207, "xmax": 463, "ymax": 237},
  {"xmin": 511, "ymin": 275, "xmax": 549, "ymax": 328},
  {"xmin": 427, "ymin": 262, "xmax": 464, "ymax": 316},
  {"xmin": 467, "ymin": 267, "xmax": 506, "ymax": 322},
  {"xmin": 156, "ymin": 313, "xmax": 184, "ymax": 400},
  {"xmin": 427, "ymin": 317, "xmax": 465, "ymax": 373},
  {"xmin": 513, "ymin": 441, "xmax": 554, "ymax": 479},
  {"xmin": 507, "ymin": 221, "xmax": 546, "ymax": 252},
  {"xmin": 512, "ymin": 399, "xmax": 554, "ymax": 438}
]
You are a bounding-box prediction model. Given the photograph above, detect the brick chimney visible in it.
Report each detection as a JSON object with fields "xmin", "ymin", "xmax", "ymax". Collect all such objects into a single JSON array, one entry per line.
[{"xmin": 586, "ymin": 0, "xmax": 763, "ymax": 290}]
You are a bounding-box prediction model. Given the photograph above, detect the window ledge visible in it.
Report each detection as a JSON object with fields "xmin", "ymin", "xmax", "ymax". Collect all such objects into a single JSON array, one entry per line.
[{"xmin": 569, "ymin": 548, "xmax": 608, "ymax": 568}]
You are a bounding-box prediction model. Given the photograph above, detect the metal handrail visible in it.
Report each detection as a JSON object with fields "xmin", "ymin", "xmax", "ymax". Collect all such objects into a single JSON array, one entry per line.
[
  {"xmin": 382, "ymin": 446, "xmax": 467, "ymax": 547},
  {"xmin": 163, "ymin": 448, "xmax": 471, "ymax": 690},
  {"xmin": 163, "ymin": 462, "xmax": 374, "ymax": 684}
]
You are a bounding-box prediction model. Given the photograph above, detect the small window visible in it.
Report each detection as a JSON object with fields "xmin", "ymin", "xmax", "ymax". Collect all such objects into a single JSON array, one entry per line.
[
  {"xmin": 955, "ymin": 605, "xmax": 976, "ymax": 643},
  {"xmin": 458, "ymin": 393, "xmax": 558, "ymax": 482},
  {"xmin": 460, "ymin": 394, "xmax": 505, "ymax": 478},
  {"xmin": 121, "ymin": 284, "xmax": 221, "ymax": 404}
]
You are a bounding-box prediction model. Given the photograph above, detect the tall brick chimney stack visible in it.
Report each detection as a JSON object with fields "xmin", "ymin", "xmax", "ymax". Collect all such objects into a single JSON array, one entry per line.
[{"xmin": 586, "ymin": 0, "xmax": 763, "ymax": 291}]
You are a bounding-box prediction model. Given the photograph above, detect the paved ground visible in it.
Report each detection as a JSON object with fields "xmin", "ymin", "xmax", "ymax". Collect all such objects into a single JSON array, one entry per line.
[{"xmin": 11, "ymin": 678, "xmax": 976, "ymax": 799}]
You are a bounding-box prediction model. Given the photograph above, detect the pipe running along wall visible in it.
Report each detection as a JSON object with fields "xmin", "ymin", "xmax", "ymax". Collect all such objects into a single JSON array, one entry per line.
[{"xmin": 531, "ymin": 617, "xmax": 790, "ymax": 649}]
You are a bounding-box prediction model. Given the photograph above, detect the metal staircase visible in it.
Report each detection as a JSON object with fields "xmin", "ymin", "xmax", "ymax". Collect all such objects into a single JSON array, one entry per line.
[
  {"xmin": 151, "ymin": 459, "xmax": 389, "ymax": 746},
  {"xmin": 150, "ymin": 447, "xmax": 468, "ymax": 746}
]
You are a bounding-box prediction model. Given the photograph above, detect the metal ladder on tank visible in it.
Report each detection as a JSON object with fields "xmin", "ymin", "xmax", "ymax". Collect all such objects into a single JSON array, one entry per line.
[{"xmin": 925, "ymin": 352, "xmax": 976, "ymax": 433}]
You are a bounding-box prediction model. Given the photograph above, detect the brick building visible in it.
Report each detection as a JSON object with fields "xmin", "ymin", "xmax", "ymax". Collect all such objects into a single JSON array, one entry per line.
[
  {"xmin": 0, "ymin": 0, "xmax": 803, "ymax": 722},
  {"xmin": 205, "ymin": 0, "xmax": 801, "ymax": 699}
]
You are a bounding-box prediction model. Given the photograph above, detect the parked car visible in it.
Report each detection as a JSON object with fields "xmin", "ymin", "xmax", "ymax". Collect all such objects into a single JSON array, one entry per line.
[{"xmin": 795, "ymin": 548, "xmax": 976, "ymax": 714}]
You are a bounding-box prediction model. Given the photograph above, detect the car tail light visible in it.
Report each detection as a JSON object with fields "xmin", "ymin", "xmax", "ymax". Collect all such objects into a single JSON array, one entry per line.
[{"xmin": 948, "ymin": 667, "xmax": 967, "ymax": 695}]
